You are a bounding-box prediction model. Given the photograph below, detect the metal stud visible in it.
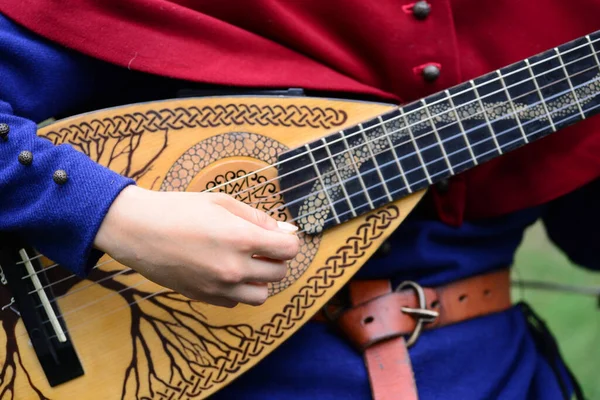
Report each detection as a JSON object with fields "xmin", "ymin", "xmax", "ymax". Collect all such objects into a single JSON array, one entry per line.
[
  {"xmin": 435, "ymin": 178, "xmax": 450, "ymax": 194},
  {"xmin": 0, "ymin": 123, "xmax": 9, "ymax": 141},
  {"xmin": 53, "ymin": 170, "xmax": 68, "ymax": 185},
  {"xmin": 422, "ymin": 64, "xmax": 441, "ymax": 82},
  {"xmin": 18, "ymin": 151, "xmax": 33, "ymax": 166},
  {"xmin": 413, "ymin": 1, "xmax": 431, "ymax": 19}
]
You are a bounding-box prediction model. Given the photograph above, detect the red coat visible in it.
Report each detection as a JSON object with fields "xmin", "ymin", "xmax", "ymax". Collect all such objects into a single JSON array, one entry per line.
[{"xmin": 2, "ymin": 0, "xmax": 599, "ymax": 225}]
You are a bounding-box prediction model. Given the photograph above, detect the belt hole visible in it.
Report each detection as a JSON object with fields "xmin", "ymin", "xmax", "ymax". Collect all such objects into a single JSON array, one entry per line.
[
  {"xmin": 430, "ymin": 300, "xmax": 439, "ymax": 308},
  {"xmin": 363, "ymin": 316, "xmax": 374, "ymax": 324},
  {"xmin": 458, "ymin": 294, "xmax": 468, "ymax": 302},
  {"xmin": 483, "ymin": 289, "xmax": 491, "ymax": 297}
]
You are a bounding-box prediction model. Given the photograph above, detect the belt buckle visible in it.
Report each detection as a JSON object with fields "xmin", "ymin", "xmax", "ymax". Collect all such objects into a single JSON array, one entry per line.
[{"xmin": 395, "ymin": 281, "xmax": 439, "ymax": 347}]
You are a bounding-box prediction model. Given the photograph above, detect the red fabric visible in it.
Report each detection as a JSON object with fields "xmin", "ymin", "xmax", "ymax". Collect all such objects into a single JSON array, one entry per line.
[{"xmin": 1, "ymin": 0, "xmax": 599, "ymax": 223}]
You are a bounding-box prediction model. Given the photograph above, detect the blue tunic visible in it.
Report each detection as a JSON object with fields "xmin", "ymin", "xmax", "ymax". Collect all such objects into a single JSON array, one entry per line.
[{"xmin": 0, "ymin": 14, "xmax": 597, "ymax": 399}]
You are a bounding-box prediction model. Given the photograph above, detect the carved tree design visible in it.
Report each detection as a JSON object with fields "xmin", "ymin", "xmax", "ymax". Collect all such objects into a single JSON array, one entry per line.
[{"xmin": 0, "ymin": 102, "xmax": 379, "ymax": 400}]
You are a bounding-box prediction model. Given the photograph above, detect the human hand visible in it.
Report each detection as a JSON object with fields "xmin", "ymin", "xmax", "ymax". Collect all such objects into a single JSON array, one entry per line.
[{"xmin": 93, "ymin": 185, "xmax": 300, "ymax": 308}]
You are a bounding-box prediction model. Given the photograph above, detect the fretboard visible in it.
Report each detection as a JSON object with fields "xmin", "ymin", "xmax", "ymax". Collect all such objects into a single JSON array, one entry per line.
[{"xmin": 278, "ymin": 31, "xmax": 600, "ymax": 234}]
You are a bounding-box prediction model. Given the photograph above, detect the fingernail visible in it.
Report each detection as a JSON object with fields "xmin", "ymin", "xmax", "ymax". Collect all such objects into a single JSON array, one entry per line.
[{"xmin": 277, "ymin": 221, "xmax": 298, "ymax": 233}]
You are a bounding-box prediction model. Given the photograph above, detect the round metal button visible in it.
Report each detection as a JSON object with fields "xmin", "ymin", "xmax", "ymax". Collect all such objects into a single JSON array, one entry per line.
[
  {"xmin": 435, "ymin": 178, "xmax": 450, "ymax": 194},
  {"xmin": 422, "ymin": 64, "xmax": 440, "ymax": 82},
  {"xmin": 53, "ymin": 170, "xmax": 68, "ymax": 185},
  {"xmin": 0, "ymin": 123, "xmax": 9, "ymax": 141},
  {"xmin": 374, "ymin": 240, "xmax": 392, "ymax": 258},
  {"xmin": 18, "ymin": 151, "xmax": 33, "ymax": 166},
  {"xmin": 413, "ymin": 1, "xmax": 431, "ymax": 19}
]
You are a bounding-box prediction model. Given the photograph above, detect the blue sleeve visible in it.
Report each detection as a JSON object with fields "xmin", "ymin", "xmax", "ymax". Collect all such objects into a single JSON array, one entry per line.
[
  {"xmin": 542, "ymin": 178, "xmax": 600, "ymax": 271},
  {"xmin": 0, "ymin": 14, "xmax": 135, "ymax": 276}
]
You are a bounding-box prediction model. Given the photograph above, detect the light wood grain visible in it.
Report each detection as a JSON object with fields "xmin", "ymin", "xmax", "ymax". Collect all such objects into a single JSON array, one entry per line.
[{"xmin": 5, "ymin": 96, "xmax": 424, "ymax": 399}]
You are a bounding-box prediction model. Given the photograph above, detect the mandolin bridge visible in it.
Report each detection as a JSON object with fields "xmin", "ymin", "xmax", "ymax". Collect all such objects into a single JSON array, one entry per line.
[{"xmin": 0, "ymin": 239, "xmax": 83, "ymax": 387}]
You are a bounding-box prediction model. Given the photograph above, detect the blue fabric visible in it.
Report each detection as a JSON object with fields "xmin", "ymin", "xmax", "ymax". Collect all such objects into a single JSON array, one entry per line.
[
  {"xmin": 215, "ymin": 204, "xmax": 584, "ymax": 400},
  {"xmin": 0, "ymin": 15, "xmax": 135, "ymax": 275},
  {"xmin": 1, "ymin": 13, "xmax": 597, "ymax": 400}
]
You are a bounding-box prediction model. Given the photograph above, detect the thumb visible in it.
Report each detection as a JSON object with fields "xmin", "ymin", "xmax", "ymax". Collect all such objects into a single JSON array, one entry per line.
[{"xmin": 213, "ymin": 194, "xmax": 298, "ymax": 233}]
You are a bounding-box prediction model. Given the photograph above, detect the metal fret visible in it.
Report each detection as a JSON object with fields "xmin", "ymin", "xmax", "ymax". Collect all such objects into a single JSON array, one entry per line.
[
  {"xmin": 304, "ymin": 144, "xmax": 340, "ymax": 224},
  {"xmin": 399, "ymin": 108, "xmax": 432, "ymax": 184},
  {"xmin": 524, "ymin": 58, "xmax": 557, "ymax": 131},
  {"xmin": 339, "ymin": 130, "xmax": 374, "ymax": 209},
  {"xmin": 420, "ymin": 99, "xmax": 454, "ymax": 175},
  {"xmin": 378, "ymin": 115, "xmax": 412, "ymax": 193},
  {"xmin": 444, "ymin": 90, "xmax": 478, "ymax": 164},
  {"xmin": 358, "ymin": 124, "xmax": 392, "ymax": 202},
  {"xmin": 320, "ymin": 138, "xmax": 356, "ymax": 218},
  {"xmin": 496, "ymin": 70, "xmax": 529, "ymax": 143},
  {"xmin": 469, "ymin": 80, "xmax": 503, "ymax": 154},
  {"xmin": 586, "ymin": 35, "xmax": 600, "ymax": 70},
  {"xmin": 554, "ymin": 47, "xmax": 586, "ymax": 119}
]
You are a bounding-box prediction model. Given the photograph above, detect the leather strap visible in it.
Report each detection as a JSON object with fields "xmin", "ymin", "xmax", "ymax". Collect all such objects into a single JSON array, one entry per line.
[
  {"xmin": 350, "ymin": 280, "xmax": 419, "ymax": 400},
  {"xmin": 314, "ymin": 268, "xmax": 511, "ymax": 399}
]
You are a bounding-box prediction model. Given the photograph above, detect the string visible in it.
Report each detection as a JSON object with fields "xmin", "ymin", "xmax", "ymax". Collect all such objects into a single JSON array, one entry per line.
[
  {"xmin": 31, "ymin": 83, "xmax": 600, "ymax": 339},
  {"xmin": 14, "ymin": 45, "xmax": 600, "ymax": 298},
  {"xmin": 204, "ymin": 36, "xmax": 600, "ymax": 198},
  {"xmin": 46, "ymin": 277, "xmax": 149, "ymax": 323},
  {"xmin": 262, "ymin": 66, "xmax": 600, "ymax": 219},
  {"xmin": 27, "ymin": 258, "xmax": 116, "ymax": 296},
  {"xmin": 292, "ymin": 82, "xmax": 600, "ymax": 233},
  {"xmin": 215, "ymin": 46, "xmax": 600, "ymax": 208},
  {"xmin": 33, "ymin": 260, "xmax": 128, "ymax": 306},
  {"xmin": 46, "ymin": 289, "xmax": 169, "ymax": 342}
]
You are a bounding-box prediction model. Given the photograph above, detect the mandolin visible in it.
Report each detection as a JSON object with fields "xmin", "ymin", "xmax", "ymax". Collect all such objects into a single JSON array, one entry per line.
[{"xmin": 1, "ymin": 30, "xmax": 599, "ymax": 399}]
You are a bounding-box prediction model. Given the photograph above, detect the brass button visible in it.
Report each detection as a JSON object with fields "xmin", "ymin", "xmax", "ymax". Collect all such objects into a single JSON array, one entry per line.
[
  {"xmin": 0, "ymin": 123, "xmax": 9, "ymax": 141},
  {"xmin": 413, "ymin": 1, "xmax": 431, "ymax": 19},
  {"xmin": 18, "ymin": 151, "xmax": 33, "ymax": 166},
  {"xmin": 53, "ymin": 170, "xmax": 68, "ymax": 185},
  {"xmin": 422, "ymin": 64, "xmax": 440, "ymax": 82}
]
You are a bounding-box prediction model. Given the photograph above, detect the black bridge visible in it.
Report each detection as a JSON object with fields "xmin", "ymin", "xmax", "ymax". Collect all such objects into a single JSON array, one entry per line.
[{"xmin": 0, "ymin": 237, "xmax": 83, "ymax": 387}]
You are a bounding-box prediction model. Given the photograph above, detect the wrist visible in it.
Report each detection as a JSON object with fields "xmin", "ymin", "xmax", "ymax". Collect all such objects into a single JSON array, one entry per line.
[{"xmin": 93, "ymin": 184, "xmax": 144, "ymax": 254}]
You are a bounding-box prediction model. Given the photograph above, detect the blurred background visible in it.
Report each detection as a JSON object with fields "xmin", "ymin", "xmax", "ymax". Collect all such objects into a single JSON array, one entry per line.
[{"xmin": 512, "ymin": 221, "xmax": 600, "ymax": 399}]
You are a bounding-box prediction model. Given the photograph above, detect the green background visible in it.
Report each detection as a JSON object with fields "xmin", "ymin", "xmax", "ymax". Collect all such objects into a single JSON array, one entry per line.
[{"xmin": 512, "ymin": 222, "xmax": 600, "ymax": 399}]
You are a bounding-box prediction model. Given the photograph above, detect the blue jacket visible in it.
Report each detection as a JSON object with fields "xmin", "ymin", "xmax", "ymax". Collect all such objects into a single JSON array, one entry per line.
[{"xmin": 0, "ymin": 14, "xmax": 597, "ymax": 400}]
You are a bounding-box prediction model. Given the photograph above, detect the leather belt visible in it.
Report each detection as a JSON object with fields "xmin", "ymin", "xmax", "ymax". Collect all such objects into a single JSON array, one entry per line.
[{"xmin": 312, "ymin": 268, "xmax": 512, "ymax": 400}]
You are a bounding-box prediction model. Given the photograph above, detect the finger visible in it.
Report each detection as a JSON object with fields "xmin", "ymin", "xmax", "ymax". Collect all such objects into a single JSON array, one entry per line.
[
  {"xmin": 225, "ymin": 282, "xmax": 270, "ymax": 306},
  {"xmin": 214, "ymin": 193, "xmax": 298, "ymax": 233},
  {"xmin": 244, "ymin": 256, "xmax": 288, "ymax": 283},
  {"xmin": 249, "ymin": 227, "xmax": 300, "ymax": 260},
  {"xmin": 182, "ymin": 292, "xmax": 239, "ymax": 308},
  {"xmin": 202, "ymin": 297, "xmax": 239, "ymax": 308}
]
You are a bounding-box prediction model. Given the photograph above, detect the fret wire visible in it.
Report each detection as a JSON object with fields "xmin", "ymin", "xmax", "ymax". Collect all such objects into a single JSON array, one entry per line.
[
  {"xmin": 398, "ymin": 108, "xmax": 432, "ymax": 184},
  {"xmin": 278, "ymin": 56, "xmax": 600, "ymax": 219},
  {"xmin": 304, "ymin": 144, "xmax": 341, "ymax": 224},
  {"xmin": 225, "ymin": 43, "xmax": 600, "ymax": 200},
  {"xmin": 496, "ymin": 70, "xmax": 529, "ymax": 143},
  {"xmin": 309, "ymin": 84, "xmax": 600, "ymax": 232},
  {"xmin": 469, "ymin": 80, "xmax": 503, "ymax": 154},
  {"xmin": 340, "ymin": 130, "xmax": 375, "ymax": 209},
  {"xmin": 20, "ymin": 46, "xmax": 600, "ymax": 310},
  {"xmin": 378, "ymin": 115, "xmax": 412, "ymax": 193},
  {"xmin": 359, "ymin": 124, "xmax": 393, "ymax": 202},
  {"xmin": 420, "ymin": 100, "xmax": 454, "ymax": 175},
  {"xmin": 586, "ymin": 35, "xmax": 600, "ymax": 70},
  {"xmin": 524, "ymin": 58, "xmax": 557, "ymax": 132},
  {"xmin": 444, "ymin": 90, "xmax": 478, "ymax": 164},
  {"xmin": 243, "ymin": 45, "xmax": 600, "ymax": 217},
  {"xmin": 320, "ymin": 138, "xmax": 357, "ymax": 218},
  {"xmin": 554, "ymin": 47, "xmax": 586, "ymax": 119}
]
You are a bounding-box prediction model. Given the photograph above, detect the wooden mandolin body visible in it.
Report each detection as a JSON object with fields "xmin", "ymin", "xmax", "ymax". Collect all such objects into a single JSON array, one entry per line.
[{"xmin": 2, "ymin": 96, "xmax": 424, "ymax": 399}]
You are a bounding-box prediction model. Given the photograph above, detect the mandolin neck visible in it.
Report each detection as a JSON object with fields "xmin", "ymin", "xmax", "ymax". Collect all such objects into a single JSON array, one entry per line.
[{"xmin": 278, "ymin": 31, "xmax": 600, "ymax": 234}]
